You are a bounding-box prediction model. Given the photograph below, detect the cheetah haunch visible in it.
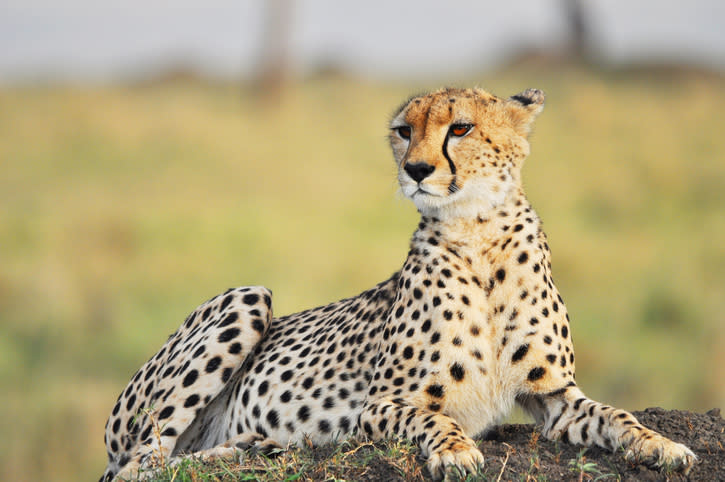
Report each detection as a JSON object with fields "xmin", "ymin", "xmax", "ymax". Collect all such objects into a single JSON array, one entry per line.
[{"xmin": 101, "ymin": 87, "xmax": 695, "ymax": 480}]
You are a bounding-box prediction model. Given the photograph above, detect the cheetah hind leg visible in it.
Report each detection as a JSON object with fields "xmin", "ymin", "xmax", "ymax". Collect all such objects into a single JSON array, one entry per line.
[
  {"xmin": 102, "ymin": 286, "xmax": 273, "ymax": 481},
  {"xmin": 126, "ymin": 433, "xmax": 284, "ymax": 481}
]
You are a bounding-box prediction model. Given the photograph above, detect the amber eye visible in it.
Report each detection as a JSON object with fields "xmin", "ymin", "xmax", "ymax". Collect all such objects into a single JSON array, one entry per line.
[
  {"xmin": 449, "ymin": 124, "xmax": 473, "ymax": 137},
  {"xmin": 395, "ymin": 126, "xmax": 411, "ymax": 140}
]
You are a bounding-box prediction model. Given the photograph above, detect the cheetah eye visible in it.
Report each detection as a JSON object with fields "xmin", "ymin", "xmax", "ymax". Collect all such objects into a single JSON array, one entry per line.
[
  {"xmin": 394, "ymin": 126, "xmax": 411, "ymax": 140},
  {"xmin": 449, "ymin": 124, "xmax": 473, "ymax": 137}
]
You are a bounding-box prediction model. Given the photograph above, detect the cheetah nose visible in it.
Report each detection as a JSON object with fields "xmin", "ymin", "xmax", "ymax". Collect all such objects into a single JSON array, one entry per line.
[{"xmin": 404, "ymin": 162, "xmax": 435, "ymax": 183}]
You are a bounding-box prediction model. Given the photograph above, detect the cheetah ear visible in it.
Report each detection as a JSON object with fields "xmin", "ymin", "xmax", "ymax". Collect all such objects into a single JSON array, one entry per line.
[{"xmin": 506, "ymin": 88, "xmax": 545, "ymax": 137}]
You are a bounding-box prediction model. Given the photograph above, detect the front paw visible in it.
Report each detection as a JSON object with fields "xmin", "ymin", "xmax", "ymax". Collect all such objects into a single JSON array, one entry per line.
[
  {"xmin": 427, "ymin": 439, "xmax": 484, "ymax": 480},
  {"xmin": 624, "ymin": 433, "xmax": 696, "ymax": 474}
]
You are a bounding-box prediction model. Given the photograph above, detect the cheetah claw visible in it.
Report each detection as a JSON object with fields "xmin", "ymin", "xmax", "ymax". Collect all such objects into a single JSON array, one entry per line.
[{"xmin": 428, "ymin": 443, "xmax": 485, "ymax": 480}]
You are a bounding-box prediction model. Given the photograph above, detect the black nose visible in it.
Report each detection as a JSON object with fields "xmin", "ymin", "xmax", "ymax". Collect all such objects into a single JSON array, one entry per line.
[{"xmin": 404, "ymin": 162, "xmax": 435, "ymax": 183}]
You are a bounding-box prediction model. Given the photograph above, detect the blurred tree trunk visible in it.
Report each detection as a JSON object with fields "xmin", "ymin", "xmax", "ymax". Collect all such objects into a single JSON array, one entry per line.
[
  {"xmin": 254, "ymin": 0, "xmax": 293, "ymax": 102},
  {"xmin": 562, "ymin": 0, "xmax": 590, "ymax": 62}
]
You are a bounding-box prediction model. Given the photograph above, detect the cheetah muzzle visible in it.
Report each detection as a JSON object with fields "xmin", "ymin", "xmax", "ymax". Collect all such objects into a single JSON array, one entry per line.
[{"xmin": 101, "ymin": 87, "xmax": 696, "ymax": 481}]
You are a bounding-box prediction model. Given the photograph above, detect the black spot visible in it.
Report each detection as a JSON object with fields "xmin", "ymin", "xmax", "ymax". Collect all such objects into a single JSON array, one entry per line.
[
  {"xmin": 243, "ymin": 293, "xmax": 259, "ymax": 305},
  {"xmin": 431, "ymin": 351, "xmax": 440, "ymax": 362},
  {"xmin": 161, "ymin": 427, "xmax": 177, "ymax": 437},
  {"xmin": 302, "ymin": 377, "xmax": 314, "ymax": 389},
  {"xmin": 403, "ymin": 346, "xmax": 414, "ymax": 359},
  {"xmin": 183, "ymin": 369, "xmax": 198, "ymax": 387},
  {"xmin": 377, "ymin": 418, "xmax": 389, "ymax": 434},
  {"xmin": 140, "ymin": 424, "xmax": 151, "ymax": 442},
  {"xmin": 428, "ymin": 402, "xmax": 441, "ymax": 412},
  {"xmin": 528, "ymin": 367, "xmax": 546, "ymax": 381},
  {"xmin": 561, "ymin": 325, "xmax": 569, "ymax": 338},
  {"xmin": 220, "ymin": 294, "xmax": 233, "ymax": 311},
  {"xmin": 517, "ymin": 252, "xmax": 529, "ymax": 264},
  {"xmin": 421, "ymin": 319, "xmax": 432, "ymax": 332},
  {"xmin": 221, "ymin": 367, "xmax": 233, "ymax": 382},
  {"xmin": 431, "ymin": 332, "xmax": 441, "ymax": 344},
  {"xmin": 205, "ymin": 357, "xmax": 222, "ymax": 373},
  {"xmin": 443, "ymin": 310, "xmax": 453, "ymax": 321},
  {"xmin": 267, "ymin": 410, "xmax": 280, "ymax": 428},
  {"xmin": 218, "ymin": 312, "xmax": 238, "ymax": 328},
  {"xmin": 339, "ymin": 417, "xmax": 351, "ymax": 433},
  {"xmin": 495, "ymin": 268, "xmax": 506, "ymax": 282},
  {"xmin": 192, "ymin": 345, "xmax": 206, "ymax": 358},
  {"xmin": 281, "ymin": 369, "xmax": 293, "ymax": 381},
  {"xmin": 251, "ymin": 319, "xmax": 265, "ymax": 333},
  {"xmin": 158, "ymin": 406, "xmax": 174, "ymax": 420},
  {"xmin": 395, "ymin": 306, "xmax": 404, "ymax": 318},
  {"xmin": 319, "ymin": 420, "xmax": 331, "ymax": 433},
  {"xmin": 297, "ymin": 406, "xmax": 310, "ymax": 422},
  {"xmin": 546, "ymin": 354, "xmax": 557, "ymax": 364},
  {"xmin": 323, "ymin": 397, "xmax": 335, "ymax": 409},
  {"xmin": 228, "ymin": 342, "xmax": 242, "ymax": 354},
  {"xmin": 280, "ymin": 391, "xmax": 292, "ymax": 403},
  {"xmin": 258, "ymin": 381, "xmax": 269, "ymax": 396},
  {"xmin": 218, "ymin": 327, "xmax": 241, "ymax": 343},
  {"xmin": 413, "ymin": 288, "xmax": 423, "ymax": 299},
  {"xmin": 426, "ymin": 384, "xmax": 445, "ymax": 398},
  {"xmin": 450, "ymin": 363, "xmax": 465, "ymax": 381},
  {"xmin": 511, "ymin": 344, "xmax": 530, "ymax": 363},
  {"xmin": 184, "ymin": 394, "xmax": 200, "ymax": 408}
]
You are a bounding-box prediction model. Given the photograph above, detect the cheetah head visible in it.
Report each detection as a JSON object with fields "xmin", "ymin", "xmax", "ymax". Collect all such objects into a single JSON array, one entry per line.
[{"xmin": 390, "ymin": 87, "xmax": 544, "ymax": 218}]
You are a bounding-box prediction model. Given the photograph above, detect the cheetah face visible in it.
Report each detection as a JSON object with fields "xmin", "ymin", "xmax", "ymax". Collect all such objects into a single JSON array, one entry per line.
[{"xmin": 390, "ymin": 87, "xmax": 544, "ymax": 218}]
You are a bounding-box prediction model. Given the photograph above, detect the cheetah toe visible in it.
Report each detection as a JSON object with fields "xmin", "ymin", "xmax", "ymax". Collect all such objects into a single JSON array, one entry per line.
[
  {"xmin": 624, "ymin": 434, "xmax": 696, "ymax": 475},
  {"xmin": 427, "ymin": 440, "xmax": 484, "ymax": 480}
]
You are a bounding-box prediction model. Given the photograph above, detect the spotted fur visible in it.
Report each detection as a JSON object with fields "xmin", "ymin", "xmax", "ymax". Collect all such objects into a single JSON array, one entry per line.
[{"xmin": 101, "ymin": 87, "xmax": 695, "ymax": 480}]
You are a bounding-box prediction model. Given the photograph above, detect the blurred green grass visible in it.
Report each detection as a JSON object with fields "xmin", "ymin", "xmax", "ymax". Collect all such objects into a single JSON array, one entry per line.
[{"xmin": 1, "ymin": 68, "xmax": 723, "ymax": 481}]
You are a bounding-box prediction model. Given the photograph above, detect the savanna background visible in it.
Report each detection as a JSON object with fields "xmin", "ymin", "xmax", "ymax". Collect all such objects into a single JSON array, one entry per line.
[{"xmin": 1, "ymin": 1, "xmax": 724, "ymax": 480}]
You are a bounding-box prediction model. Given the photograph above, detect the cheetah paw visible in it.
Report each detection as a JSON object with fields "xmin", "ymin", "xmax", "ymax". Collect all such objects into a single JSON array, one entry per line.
[
  {"xmin": 427, "ymin": 441, "xmax": 485, "ymax": 480},
  {"xmin": 624, "ymin": 434, "xmax": 696, "ymax": 475},
  {"xmin": 193, "ymin": 432, "xmax": 284, "ymax": 462}
]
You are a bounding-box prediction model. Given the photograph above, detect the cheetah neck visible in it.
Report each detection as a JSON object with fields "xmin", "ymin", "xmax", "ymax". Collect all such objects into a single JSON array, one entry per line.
[{"xmin": 410, "ymin": 188, "xmax": 536, "ymax": 263}]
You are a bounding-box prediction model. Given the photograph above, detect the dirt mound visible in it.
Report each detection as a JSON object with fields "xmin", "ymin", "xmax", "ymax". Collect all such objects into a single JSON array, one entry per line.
[{"xmin": 472, "ymin": 407, "xmax": 724, "ymax": 481}]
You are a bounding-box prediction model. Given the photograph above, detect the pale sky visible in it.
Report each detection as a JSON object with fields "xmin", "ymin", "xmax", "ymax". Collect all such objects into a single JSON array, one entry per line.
[{"xmin": 1, "ymin": 0, "xmax": 723, "ymax": 82}]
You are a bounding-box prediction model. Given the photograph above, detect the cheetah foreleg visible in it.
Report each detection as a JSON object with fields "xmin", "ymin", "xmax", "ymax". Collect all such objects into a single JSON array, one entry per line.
[
  {"xmin": 359, "ymin": 397, "xmax": 484, "ymax": 480},
  {"xmin": 530, "ymin": 385, "xmax": 696, "ymax": 474}
]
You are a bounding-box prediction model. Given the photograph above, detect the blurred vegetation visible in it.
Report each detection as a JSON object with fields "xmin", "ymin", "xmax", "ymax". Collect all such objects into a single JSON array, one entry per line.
[{"xmin": 1, "ymin": 66, "xmax": 723, "ymax": 481}]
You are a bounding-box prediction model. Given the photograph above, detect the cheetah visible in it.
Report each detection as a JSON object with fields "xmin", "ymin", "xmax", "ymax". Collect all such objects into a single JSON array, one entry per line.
[{"xmin": 101, "ymin": 87, "xmax": 696, "ymax": 480}]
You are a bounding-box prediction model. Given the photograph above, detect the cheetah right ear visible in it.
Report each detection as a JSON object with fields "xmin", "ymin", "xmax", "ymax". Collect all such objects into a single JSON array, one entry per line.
[{"xmin": 506, "ymin": 88, "xmax": 545, "ymax": 137}]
